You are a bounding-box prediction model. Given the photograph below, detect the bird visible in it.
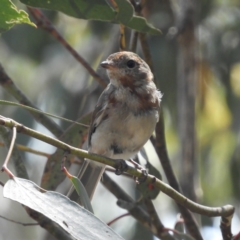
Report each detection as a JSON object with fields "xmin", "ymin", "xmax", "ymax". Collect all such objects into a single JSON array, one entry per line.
[{"xmin": 80, "ymin": 51, "xmax": 162, "ymax": 200}]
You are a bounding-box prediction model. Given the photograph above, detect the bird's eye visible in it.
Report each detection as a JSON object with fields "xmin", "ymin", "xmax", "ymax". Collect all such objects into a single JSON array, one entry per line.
[{"xmin": 126, "ymin": 60, "xmax": 136, "ymax": 68}]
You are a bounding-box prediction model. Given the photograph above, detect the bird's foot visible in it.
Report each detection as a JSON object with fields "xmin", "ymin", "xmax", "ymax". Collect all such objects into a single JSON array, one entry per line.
[
  {"xmin": 115, "ymin": 159, "xmax": 128, "ymax": 175},
  {"xmin": 128, "ymin": 159, "xmax": 148, "ymax": 183}
]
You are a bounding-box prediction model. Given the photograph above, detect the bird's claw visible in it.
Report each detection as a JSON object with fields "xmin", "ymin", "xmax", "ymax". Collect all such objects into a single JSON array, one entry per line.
[
  {"xmin": 129, "ymin": 158, "xmax": 144, "ymax": 171},
  {"xmin": 135, "ymin": 169, "xmax": 148, "ymax": 184},
  {"xmin": 115, "ymin": 159, "xmax": 128, "ymax": 175},
  {"xmin": 139, "ymin": 169, "xmax": 148, "ymax": 183}
]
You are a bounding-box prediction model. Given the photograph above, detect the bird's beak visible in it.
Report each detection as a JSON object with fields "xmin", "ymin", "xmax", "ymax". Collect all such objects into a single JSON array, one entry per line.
[{"xmin": 100, "ymin": 60, "xmax": 114, "ymax": 69}]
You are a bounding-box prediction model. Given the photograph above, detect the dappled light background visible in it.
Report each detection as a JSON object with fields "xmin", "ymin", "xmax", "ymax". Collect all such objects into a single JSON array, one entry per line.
[{"xmin": 0, "ymin": 0, "xmax": 240, "ymax": 240}]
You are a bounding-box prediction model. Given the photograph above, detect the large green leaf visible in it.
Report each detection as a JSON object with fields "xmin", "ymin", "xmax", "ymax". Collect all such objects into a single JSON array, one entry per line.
[
  {"xmin": 4, "ymin": 177, "xmax": 125, "ymax": 240},
  {"xmin": 0, "ymin": 0, "xmax": 35, "ymax": 33},
  {"xmin": 114, "ymin": 0, "xmax": 160, "ymax": 34},
  {"xmin": 22, "ymin": 0, "xmax": 115, "ymax": 21},
  {"xmin": 114, "ymin": 0, "xmax": 133, "ymax": 24},
  {"xmin": 20, "ymin": 0, "xmax": 161, "ymax": 34}
]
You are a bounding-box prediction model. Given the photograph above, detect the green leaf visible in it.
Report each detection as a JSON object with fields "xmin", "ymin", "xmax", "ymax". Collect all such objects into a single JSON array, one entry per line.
[
  {"xmin": 126, "ymin": 16, "xmax": 161, "ymax": 35},
  {"xmin": 137, "ymin": 161, "xmax": 162, "ymax": 199},
  {"xmin": 114, "ymin": 0, "xmax": 161, "ymax": 35},
  {"xmin": 4, "ymin": 177, "xmax": 125, "ymax": 240},
  {"xmin": 137, "ymin": 148, "xmax": 162, "ymax": 199},
  {"xmin": 41, "ymin": 112, "xmax": 92, "ymax": 190},
  {"xmin": 21, "ymin": 0, "xmax": 115, "ymax": 21},
  {"xmin": 20, "ymin": 0, "xmax": 161, "ymax": 34},
  {"xmin": 71, "ymin": 176, "xmax": 93, "ymax": 214},
  {"xmin": 114, "ymin": 0, "xmax": 133, "ymax": 24},
  {"xmin": 0, "ymin": 0, "xmax": 36, "ymax": 33}
]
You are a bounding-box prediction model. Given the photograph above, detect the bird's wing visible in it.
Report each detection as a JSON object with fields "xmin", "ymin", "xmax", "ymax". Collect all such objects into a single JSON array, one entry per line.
[{"xmin": 88, "ymin": 84, "xmax": 114, "ymax": 148}]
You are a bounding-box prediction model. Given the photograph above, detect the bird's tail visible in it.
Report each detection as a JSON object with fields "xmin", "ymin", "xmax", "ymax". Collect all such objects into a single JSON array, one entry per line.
[{"xmin": 78, "ymin": 160, "xmax": 105, "ymax": 200}]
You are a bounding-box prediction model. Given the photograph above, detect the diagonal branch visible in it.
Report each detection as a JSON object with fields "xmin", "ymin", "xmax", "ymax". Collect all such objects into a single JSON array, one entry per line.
[
  {"xmin": 221, "ymin": 215, "xmax": 234, "ymax": 240},
  {"xmin": 27, "ymin": 7, "xmax": 107, "ymax": 88},
  {"xmin": 102, "ymin": 173, "xmax": 174, "ymax": 239},
  {"xmin": 0, "ymin": 64, "xmax": 63, "ymax": 137},
  {"xmin": 143, "ymin": 199, "xmax": 168, "ymax": 238},
  {"xmin": 0, "ymin": 126, "xmax": 73, "ymax": 240},
  {"xmin": 0, "ymin": 126, "xmax": 27, "ymax": 178},
  {"xmin": 155, "ymin": 110, "xmax": 203, "ymax": 239},
  {"xmin": 1, "ymin": 126, "xmax": 17, "ymax": 178}
]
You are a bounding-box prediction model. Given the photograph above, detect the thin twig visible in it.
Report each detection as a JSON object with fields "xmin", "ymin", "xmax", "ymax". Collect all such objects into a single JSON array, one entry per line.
[
  {"xmin": 1, "ymin": 126, "xmax": 17, "ymax": 178},
  {"xmin": 0, "ymin": 64, "xmax": 63, "ymax": 137},
  {"xmin": 144, "ymin": 199, "xmax": 165, "ymax": 235},
  {"xmin": 139, "ymin": 32, "xmax": 154, "ymax": 71},
  {"xmin": 220, "ymin": 215, "xmax": 234, "ymax": 240},
  {"xmin": 27, "ymin": 7, "xmax": 107, "ymax": 88},
  {"xmin": 61, "ymin": 152, "xmax": 69, "ymax": 172},
  {"xmin": 0, "ymin": 126, "xmax": 29, "ymax": 179},
  {"xmin": 130, "ymin": 31, "xmax": 138, "ymax": 52},
  {"xmin": 0, "ymin": 100, "xmax": 89, "ymax": 128},
  {"xmin": 0, "ymin": 126, "xmax": 73, "ymax": 240},
  {"xmin": 119, "ymin": 25, "xmax": 126, "ymax": 51},
  {"xmin": 0, "ymin": 215, "xmax": 38, "ymax": 226},
  {"xmin": 107, "ymin": 213, "xmax": 130, "ymax": 226},
  {"xmin": 0, "ymin": 142, "xmax": 50, "ymax": 157}
]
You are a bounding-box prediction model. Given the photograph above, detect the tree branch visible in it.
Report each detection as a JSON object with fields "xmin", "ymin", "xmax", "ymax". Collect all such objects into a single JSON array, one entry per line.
[
  {"xmin": 27, "ymin": 7, "xmax": 107, "ymax": 88},
  {"xmin": 0, "ymin": 125, "xmax": 73, "ymax": 240},
  {"xmin": 0, "ymin": 116, "xmax": 235, "ymax": 219},
  {"xmin": 102, "ymin": 173, "xmax": 173, "ymax": 239},
  {"xmin": 0, "ymin": 64, "xmax": 63, "ymax": 137},
  {"xmin": 0, "ymin": 126, "xmax": 28, "ymax": 179}
]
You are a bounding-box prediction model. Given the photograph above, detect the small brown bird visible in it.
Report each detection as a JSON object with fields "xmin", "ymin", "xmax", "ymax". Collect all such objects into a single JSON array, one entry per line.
[{"xmin": 81, "ymin": 51, "xmax": 162, "ymax": 199}]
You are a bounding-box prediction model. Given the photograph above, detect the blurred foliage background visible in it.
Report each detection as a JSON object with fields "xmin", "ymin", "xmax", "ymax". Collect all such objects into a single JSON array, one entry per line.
[{"xmin": 0, "ymin": 0, "xmax": 240, "ymax": 239}]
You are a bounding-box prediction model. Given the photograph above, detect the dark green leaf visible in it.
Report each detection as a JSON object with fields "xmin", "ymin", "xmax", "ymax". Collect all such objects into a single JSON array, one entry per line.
[
  {"xmin": 114, "ymin": 0, "xmax": 133, "ymax": 24},
  {"xmin": 126, "ymin": 16, "xmax": 161, "ymax": 35},
  {"xmin": 21, "ymin": 0, "xmax": 115, "ymax": 21},
  {"xmin": 137, "ymin": 161, "xmax": 162, "ymax": 199},
  {"xmin": 114, "ymin": 0, "xmax": 161, "ymax": 34},
  {"xmin": 137, "ymin": 148, "xmax": 162, "ymax": 199},
  {"xmin": 4, "ymin": 177, "xmax": 125, "ymax": 240},
  {"xmin": 20, "ymin": 0, "xmax": 161, "ymax": 34},
  {"xmin": 0, "ymin": 0, "xmax": 35, "ymax": 33}
]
